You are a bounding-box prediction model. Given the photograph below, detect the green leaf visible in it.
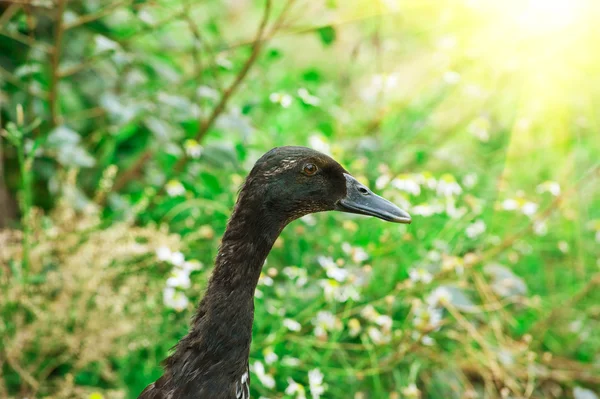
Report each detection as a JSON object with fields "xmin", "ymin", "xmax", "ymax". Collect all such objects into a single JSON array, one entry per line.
[
  {"xmin": 317, "ymin": 26, "xmax": 336, "ymax": 46},
  {"xmin": 302, "ymin": 68, "xmax": 322, "ymax": 82},
  {"xmin": 200, "ymin": 172, "xmax": 221, "ymax": 194}
]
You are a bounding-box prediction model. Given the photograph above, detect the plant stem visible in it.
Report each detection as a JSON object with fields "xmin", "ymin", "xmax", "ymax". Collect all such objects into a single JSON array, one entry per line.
[{"xmin": 16, "ymin": 139, "xmax": 32, "ymax": 281}]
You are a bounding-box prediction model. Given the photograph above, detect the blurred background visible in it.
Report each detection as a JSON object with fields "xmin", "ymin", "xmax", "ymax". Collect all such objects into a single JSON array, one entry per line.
[{"xmin": 1, "ymin": 0, "xmax": 599, "ymax": 398}]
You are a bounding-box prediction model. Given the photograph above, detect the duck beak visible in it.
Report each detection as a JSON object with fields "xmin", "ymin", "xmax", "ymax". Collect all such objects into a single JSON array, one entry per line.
[{"xmin": 336, "ymin": 174, "xmax": 412, "ymax": 224}]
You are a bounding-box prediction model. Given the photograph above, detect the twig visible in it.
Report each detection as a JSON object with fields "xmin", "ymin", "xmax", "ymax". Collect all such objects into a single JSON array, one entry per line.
[
  {"xmin": 0, "ymin": 119, "xmax": 8, "ymax": 229},
  {"xmin": 64, "ymin": 0, "xmax": 130, "ymax": 30},
  {"xmin": 57, "ymin": 52, "xmax": 115, "ymax": 78},
  {"xmin": 49, "ymin": 0, "xmax": 67, "ymax": 128},
  {"xmin": 0, "ymin": 3, "xmax": 20, "ymax": 27},
  {"xmin": 108, "ymin": 0, "xmax": 275, "ymax": 194},
  {"xmin": 172, "ymin": 0, "xmax": 273, "ymax": 172},
  {"xmin": 2, "ymin": 350, "xmax": 39, "ymax": 392},
  {"xmin": 111, "ymin": 151, "xmax": 152, "ymax": 193},
  {"xmin": 528, "ymin": 273, "xmax": 600, "ymax": 340},
  {"xmin": 0, "ymin": 29, "xmax": 52, "ymax": 53},
  {"xmin": 183, "ymin": 0, "xmax": 202, "ymax": 79},
  {"xmin": 0, "ymin": 64, "xmax": 48, "ymax": 99}
]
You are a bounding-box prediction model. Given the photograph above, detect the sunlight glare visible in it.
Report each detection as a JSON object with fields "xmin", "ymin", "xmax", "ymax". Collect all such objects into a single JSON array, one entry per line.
[{"xmin": 517, "ymin": 0, "xmax": 589, "ymax": 33}]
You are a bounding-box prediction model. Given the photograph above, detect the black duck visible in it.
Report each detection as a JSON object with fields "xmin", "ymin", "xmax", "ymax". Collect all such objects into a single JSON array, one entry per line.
[{"xmin": 139, "ymin": 146, "xmax": 411, "ymax": 399}]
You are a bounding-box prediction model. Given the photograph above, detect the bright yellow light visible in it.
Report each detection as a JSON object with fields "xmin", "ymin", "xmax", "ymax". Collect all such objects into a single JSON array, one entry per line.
[{"xmin": 515, "ymin": 0, "xmax": 589, "ymax": 34}]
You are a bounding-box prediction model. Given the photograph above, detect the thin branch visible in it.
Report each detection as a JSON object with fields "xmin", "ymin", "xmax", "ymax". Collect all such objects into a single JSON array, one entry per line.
[
  {"xmin": 0, "ymin": 119, "xmax": 8, "ymax": 229},
  {"xmin": 49, "ymin": 0, "xmax": 67, "ymax": 128},
  {"xmin": 0, "ymin": 64, "xmax": 48, "ymax": 99},
  {"xmin": 108, "ymin": 0, "xmax": 275, "ymax": 195},
  {"xmin": 528, "ymin": 273, "xmax": 600, "ymax": 340},
  {"xmin": 57, "ymin": 52, "xmax": 115, "ymax": 78},
  {"xmin": 0, "ymin": 3, "xmax": 20, "ymax": 26},
  {"xmin": 64, "ymin": 0, "xmax": 130, "ymax": 30},
  {"xmin": 172, "ymin": 0, "xmax": 273, "ymax": 173},
  {"xmin": 0, "ymin": 0, "xmax": 52, "ymax": 6},
  {"xmin": 119, "ymin": 8, "xmax": 189, "ymax": 43},
  {"xmin": 183, "ymin": 0, "xmax": 202, "ymax": 78},
  {"xmin": 111, "ymin": 151, "xmax": 152, "ymax": 194},
  {"xmin": 0, "ymin": 29, "xmax": 53, "ymax": 53}
]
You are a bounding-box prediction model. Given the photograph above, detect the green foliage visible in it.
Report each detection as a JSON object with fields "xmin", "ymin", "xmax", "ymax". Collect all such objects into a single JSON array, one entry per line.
[{"xmin": 1, "ymin": 1, "xmax": 600, "ymax": 398}]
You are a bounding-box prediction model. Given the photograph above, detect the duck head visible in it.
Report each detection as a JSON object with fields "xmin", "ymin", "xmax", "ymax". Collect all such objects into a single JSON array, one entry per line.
[{"xmin": 242, "ymin": 146, "xmax": 411, "ymax": 225}]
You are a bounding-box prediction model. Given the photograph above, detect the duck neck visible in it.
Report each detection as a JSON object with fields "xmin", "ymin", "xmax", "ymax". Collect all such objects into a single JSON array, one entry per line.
[
  {"xmin": 205, "ymin": 201, "xmax": 282, "ymax": 300},
  {"xmin": 168, "ymin": 192, "xmax": 284, "ymax": 381}
]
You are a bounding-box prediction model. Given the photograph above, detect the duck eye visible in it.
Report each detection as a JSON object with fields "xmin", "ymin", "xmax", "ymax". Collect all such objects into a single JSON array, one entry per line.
[{"xmin": 302, "ymin": 163, "xmax": 318, "ymax": 176}]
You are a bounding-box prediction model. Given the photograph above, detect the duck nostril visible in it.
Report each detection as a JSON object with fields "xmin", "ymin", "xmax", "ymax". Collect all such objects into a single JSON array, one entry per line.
[{"xmin": 358, "ymin": 186, "xmax": 369, "ymax": 195}]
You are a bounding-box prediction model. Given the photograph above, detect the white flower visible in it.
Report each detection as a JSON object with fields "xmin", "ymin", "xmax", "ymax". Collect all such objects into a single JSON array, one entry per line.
[
  {"xmin": 327, "ymin": 266, "xmax": 349, "ymax": 282},
  {"xmin": 320, "ymin": 279, "xmax": 360, "ymax": 302},
  {"xmin": 318, "ymin": 256, "xmax": 348, "ymax": 282},
  {"xmin": 301, "ymin": 214, "xmax": 317, "ymax": 226},
  {"xmin": 360, "ymin": 73, "xmax": 399, "ymax": 102},
  {"xmin": 269, "ymin": 92, "xmax": 293, "ymax": 108},
  {"xmin": 285, "ymin": 378, "xmax": 307, "ymax": 399},
  {"xmin": 308, "ymin": 369, "xmax": 326, "ymax": 399},
  {"xmin": 411, "ymin": 331, "xmax": 435, "ymax": 346},
  {"xmin": 436, "ymin": 175, "xmax": 462, "ymax": 197},
  {"xmin": 465, "ymin": 220, "xmax": 486, "ymax": 238},
  {"xmin": 502, "ymin": 198, "xmax": 519, "ymax": 210},
  {"xmin": 573, "ymin": 386, "xmax": 599, "ymax": 399},
  {"xmin": 170, "ymin": 251, "xmax": 185, "ymax": 267},
  {"xmin": 156, "ymin": 246, "xmax": 172, "ymax": 261},
  {"xmin": 351, "ymin": 247, "xmax": 369, "ymax": 263},
  {"xmin": 391, "ymin": 175, "xmax": 421, "ymax": 196},
  {"xmin": 216, "ymin": 54, "xmax": 233, "ymax": 69},
  {"xmin": 367, "ymin": 326, "xmax": 391, "ymax": 345},
  {"xmin": 251, "ymin": 361, "xmax": 275, "ymax": 389},
  {"xmin": 308, "ymin": 134, "xmax": 331, "ymax": 155},
  {"xmin": 163, "ymin": 287, "xmax": 188, "ymax": 311},
  {"xmin": 282, "ymin": 356, "xmax": 301, "ymax": 367},
  {"xmin": 361, "ymin": 305, "xmax": 379, "ymax": 321},
  {"xmin": 166, "ymin": 268, "xmax": 191, "ymax": 289},
  {"xmin": 298, "ymin": 88, "xmax": 321, "ymax": 106},
  {"xmin": 501, "ymin": 197, "xmax": 538, "ymax": 217},
  {"xmin": 374, "ymin": 314, "xmax": 393, "ymax": 331},
  {"xmin": 181, "ymin": 259, "xmax": 202, "ymax": 272},
  {"xmin": 412, "ymin": 203, "xmax": 439, "ymax": 217},
  {"xmin": 413, "ymin": 305, "xmax": 443, "ymax": 331},
  {"xmin": 468, "ymin": 117, "xmax": 490, "ymax": 142},
  {"xmin": 445, "ymin": 197, "xmax": 467, "ymax": 219},
  {"xmin": 558, "ymin": 241, "xmax": 570, "ymax": 253},
  {"xmin": 408, "ymin": 267, "xmax": 433, "ymax": 284},
  {"xmin": 264, "ymin": 348, "xmax": 278, "ymax": 365},
  {"xmin": 165, "ymin": 179, "xmax": 185, "ymax": 197},
  {"xmin": 317, "ymin": 256, "xmax": 336, "ymax": 269},
  {"xmin": 184, "ymin": 139, "xmax": 203, "ymax": 159},
  {"xmin": 258, "ymin": 273, "xmax": 274, "ymax": 286},
  {"xmin": 197, "ymin": 85, "xmax": 219, "ymax": 100},
  {"xmin": 348, "ymin": 318, "xmax": 361, "ymax": 337},
  {"xmin": 283, "ymin": 267, "xmax": 308, "ymax": 287},
  {"xmin": 426, "ymin": 287, "xmax": 453, "ymax": 307},
  {"xmin": 416, "ymin": 172, "xmax": 437, "ymax": 189},
  {"xmin": 283, "ymin": 318, "xmax": 302, "ymax": 332},
  {"xmin": 375, "ymin": 174, "xmax": 391, "ymax": 190},
  {"xmin": 312, "ymin": 311, "xmax": 339, "ymax": 338},
  {"xmin": 443, "ymin": 70, "xmax": 461, "ymax": 84},
  {"xmin": 522, "ymin": 201, "xmax": 538, "ymax": 216},
  {"xmin": 402, "ymin": 383, "xmax": 421, "ymax": 398},
  {"xmin": 537, "ymin": 181, "xmax": 561, "ymax": 196},
  {"xmin": 462, "ymin": 173, "xmax": 478, "ymax": 188}
]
